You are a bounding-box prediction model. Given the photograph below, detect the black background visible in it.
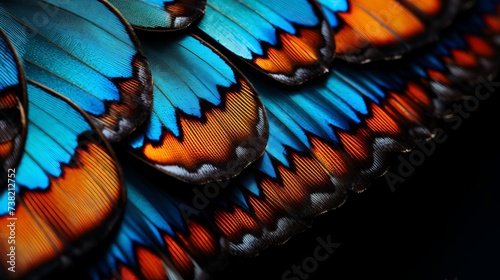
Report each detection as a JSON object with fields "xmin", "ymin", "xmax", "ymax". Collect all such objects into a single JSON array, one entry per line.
[{"xmin": 214, "ymin": 83, "xmax": 500, "ymax": 280}]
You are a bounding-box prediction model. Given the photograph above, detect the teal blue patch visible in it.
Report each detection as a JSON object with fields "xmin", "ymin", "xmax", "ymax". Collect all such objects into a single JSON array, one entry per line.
[
  {"xmin": 131, "ymin": 35, "xmax": 235, "ymax": 144},
  {"xmin": 1, "ymin": 1, "xmax": 139, "ymax": 116},
  {"xmin": 16, "ymin": 83, "xmax": 91, "ymax": 190},
  {"xmin": 199, "ymin": 0, "xmax": 320, "ymax": 59}
]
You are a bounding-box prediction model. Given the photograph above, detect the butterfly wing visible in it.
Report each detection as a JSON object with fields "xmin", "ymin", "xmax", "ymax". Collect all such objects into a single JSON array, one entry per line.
[
  {"xmin": 208, "ymin": 0, "xmax": 500, "ymax": 256},
  {"xmin": 208, "ymin": 63, "xmax": 437, "ymax": 255},
  {"xmin": 482, "ymin": 0, "xmax": 500, "ymax": 40},
  {"xmin": 1, "ymin": 0, "xmax": 499, "ymax": 278},
  {"xmin": 0, "ymin": 29, "xmax": 26, "ymax": 184},
  {"xmin": 0, "ymin": 0, "xmax": 153, "ymax": 142},
  {"xmin": 107, "ymin": 0, "xmax": 207, "ymax": 31},
  {"xmin": 0, "ymin": 81, "xmax": 124, "ymax": 278},
  {"xmin": 85, "ymin": 160, "xmax": 227, "ymax": 280},
  {"xmin": 128, "ymin": 34, "xmax": 269, "ymax": 184},
  {"xmin": 318, "ymin": 0, "xmax": 466, "ymax": 63},
  {"xmin": 194, "ymin": 0, "xmax": 335, "ymax": 86},
  {"xmin": 375, "ymin": 0, "xmax": 500, "ymax": 107}
]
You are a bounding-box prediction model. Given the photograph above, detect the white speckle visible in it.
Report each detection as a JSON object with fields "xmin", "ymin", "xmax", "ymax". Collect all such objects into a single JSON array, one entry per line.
[
  {"xmin": 156, "ymin": 163, "xmax": 220, "ymax": 184},
  {"xmin": 235, "ymin": 146, "xmax": 248, "ymax": 158},
  {"xmin": 101, "ymin": 118, "xmax": 133, "ymax": 142},
  {"xmin": 102, "ymin": 128, "xmax": 116, "ymax": 142},
  {"xmin": 173, "ymin": 17, "xmax": 190, "ymax": 29},
  {"xmin": 231, "ymin": 218, "xmax": 301, "ymax": 255},
  {"xmin": 256, "ymin": 108, "xmax": 266, "ymax": 136},
  {"xmin": 320, "ymin": 21, "xmax": 334, "ymax": 59}
]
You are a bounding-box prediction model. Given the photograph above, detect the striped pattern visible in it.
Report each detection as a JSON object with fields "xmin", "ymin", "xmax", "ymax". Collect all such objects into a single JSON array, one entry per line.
[
  {"xmin": 0, "ymin": 29, "xmax": 25, "ymax": 184},
  {"xmin": 210, "ymin": 61, "xmax": 437, "ymax": 254},
  {"xmin": 0, "ymin": 0, "xmax": 499, "ymax": 278},
  {"xmin": 87, "ymin": 163, "xmax": 227, "ymax": 280},
  {"xmin": 196, "ymin": 0, "xmax": 334, "ymax": 86},
  {"xmin": 318, "ymin": 0, "xmax": 465, "ymax": 63},
  {"xmin": 207, "ymin": 0, "xmax": 500, "ymax": 256},
  {"xmin": 0, "ymin": 82, "xmax": 124, "ymax": 279},
  {"xmin": 129, "ymin": 35, "xmax": 268, "ymax": 184},
  {"xmin": 0, "ymin": 0, "xmax": 153, "ymax": 142}
]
